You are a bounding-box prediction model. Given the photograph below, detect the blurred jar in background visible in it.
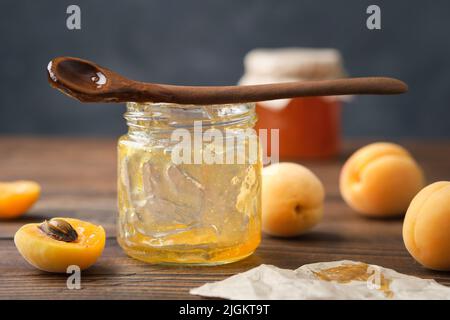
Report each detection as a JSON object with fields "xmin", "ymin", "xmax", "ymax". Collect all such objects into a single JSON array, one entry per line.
[{"xmin": 239, "ymin": 48, "xmax": 348, "ymax": 159}]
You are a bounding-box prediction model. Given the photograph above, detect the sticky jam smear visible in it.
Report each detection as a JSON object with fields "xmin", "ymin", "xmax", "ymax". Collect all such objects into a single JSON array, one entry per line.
[{"xmin": 313, "ymin": 263, "xmax": 394, "ymax": 298}]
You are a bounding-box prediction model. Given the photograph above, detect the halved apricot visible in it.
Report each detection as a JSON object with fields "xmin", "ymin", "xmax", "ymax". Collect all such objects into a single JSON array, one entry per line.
[
  {"xmin": 14, "ymin": 217, "xmax": 105, "ymax": 273},
  {"xmin": 0, "ymin": 180, "xmax": 41, "ymax": 219}
]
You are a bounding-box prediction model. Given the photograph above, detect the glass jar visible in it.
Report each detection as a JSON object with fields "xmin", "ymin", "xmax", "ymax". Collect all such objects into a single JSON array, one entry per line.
[
  {"xmin": 117, "ymin": 102, "xmax": 261, "ymax": 265},
  {"xmin": 240, "ymin": 48, "xmax": 346, "ymax": 159},
  {"xmin": 255, "ymin": 97, "xmax": 341, "ymax": 158}
]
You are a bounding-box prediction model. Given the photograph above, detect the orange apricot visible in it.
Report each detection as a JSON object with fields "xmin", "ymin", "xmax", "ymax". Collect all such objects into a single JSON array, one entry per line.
[
  {"xmin": 15, "ymin": 218, "xmax": 105, "ymax": 273},
  {"xmin": 262, "ymin": 162, "xmax": 324, "ymax": 237},
  {"xmin": 340, "ymin": 142, "xmax": 425, "ymax": 217},
  {"xmin": 0, "ymin": 180, "xmax": 41, "ymax": 219},
  {"xmin": 403, "ymin": 182, "xmax": 450, "ymax": 271}
]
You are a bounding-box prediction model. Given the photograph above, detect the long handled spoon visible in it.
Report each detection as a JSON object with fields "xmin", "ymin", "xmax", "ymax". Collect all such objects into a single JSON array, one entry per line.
[{"xmin": 47, "ymin": 56, "xmax": 408, "ymax": 104}]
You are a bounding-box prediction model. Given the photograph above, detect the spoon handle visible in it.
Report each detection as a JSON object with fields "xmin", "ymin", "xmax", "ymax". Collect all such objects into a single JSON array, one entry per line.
[{"xmin": 126, "ymin": 77, "xmax": 407, "ymax": 104}]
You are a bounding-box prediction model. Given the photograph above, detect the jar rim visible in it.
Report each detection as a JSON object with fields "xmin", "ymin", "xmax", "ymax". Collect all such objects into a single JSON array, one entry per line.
[
  {"xmin": 125, "ymin": 101, "xmax": 257, "ymax": 132},
  {"xmin": 126, "ymin": 101, "xmax": 255, "ymax": 109}
]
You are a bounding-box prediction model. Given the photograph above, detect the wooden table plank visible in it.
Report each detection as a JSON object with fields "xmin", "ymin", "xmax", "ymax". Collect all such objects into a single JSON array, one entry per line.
[{"xmin": 0, "ymin": 136, "xmax": 449, "ymax": 299}]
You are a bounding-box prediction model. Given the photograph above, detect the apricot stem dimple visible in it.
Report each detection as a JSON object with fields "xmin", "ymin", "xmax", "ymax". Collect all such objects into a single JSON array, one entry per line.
[{"xmin": 38, "ymin": 218, "xmax": 78, "ymax": 242}]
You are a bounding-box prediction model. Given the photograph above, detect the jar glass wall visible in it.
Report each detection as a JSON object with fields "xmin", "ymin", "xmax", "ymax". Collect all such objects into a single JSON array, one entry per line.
[
  {"xmin": 255, "ymin": 97, "xmax": 341, "ymax": 158},
  {"xmin": 117, "ymin": 102, "xmax": 261, "ymax": 265}
]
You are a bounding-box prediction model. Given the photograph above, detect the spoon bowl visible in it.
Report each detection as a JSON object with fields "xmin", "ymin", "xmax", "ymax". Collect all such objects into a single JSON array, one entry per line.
[{"xmin": 56, "ymin": 58, "xmax": 108, "ymax": 91}]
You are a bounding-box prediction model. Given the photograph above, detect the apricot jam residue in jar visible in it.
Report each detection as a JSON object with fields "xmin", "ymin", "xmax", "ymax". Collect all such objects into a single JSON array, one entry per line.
[{"xmin": 117, "ymin": 102, "xmax": 261, "ymax": 265}]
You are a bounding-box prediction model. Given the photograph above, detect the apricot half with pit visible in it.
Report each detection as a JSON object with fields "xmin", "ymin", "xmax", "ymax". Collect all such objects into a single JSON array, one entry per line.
[
  {"xmin": 340, "ymin": 142, "xmax": 425, "ymax": 217},
  {"xmin": 15, "ymin": 218, "xmax": 105, "ymax": 273},
  {"xmin": 262, "ymin": 162, "xmax": 324, "ymax": 237},
  {"xmin": 403, "ymin": 181, "xmax": 450, "ymax": 271},
  {"xmin": 0, "ymin": 180, "xmax": 41, "ymax": 219}
]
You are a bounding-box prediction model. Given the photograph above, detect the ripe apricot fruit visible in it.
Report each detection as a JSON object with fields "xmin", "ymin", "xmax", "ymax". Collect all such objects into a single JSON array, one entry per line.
[
  {"xmin": 15, "ymin": 217, "xmax": 105, "ymax": 273},
  {"xmin": 403, "ymin": 182, "xmax": 450, "ymax": 271},
  {"xmin": 340, "ymin": 142, "xmax": 425, "ymax": 217},
  {"xmin": 0, "ymin": 180, "xmax": 41, "ymax": 219},
  {"xmin": 262, "ymin": 162, "xmax": 324, "ymax": 237}
]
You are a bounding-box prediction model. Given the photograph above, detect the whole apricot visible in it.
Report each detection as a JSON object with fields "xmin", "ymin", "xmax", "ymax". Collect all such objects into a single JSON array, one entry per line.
[
  {"xmin": 403, "ymin": 182, "xmax": 450, "ymax": 271},
  {"xmin": 262, "ymin": 162, "xmax": 324, "ymax": 237},
  {"xmin": 0, "ymin": 180, "xmax": 41, "ymax": 219},
  {"xmin": 340, "ymin": 142, "xmax": 425, "ymax": 217},
  {"xmin": 15, "ymin": 217, "xmax": 105, "ymax": 273}
]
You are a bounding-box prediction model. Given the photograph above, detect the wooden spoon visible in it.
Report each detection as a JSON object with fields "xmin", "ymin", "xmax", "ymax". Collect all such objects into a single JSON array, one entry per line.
[{"xmin": 47, "ymin": 56, "xmax": 408, "ymax": 104}]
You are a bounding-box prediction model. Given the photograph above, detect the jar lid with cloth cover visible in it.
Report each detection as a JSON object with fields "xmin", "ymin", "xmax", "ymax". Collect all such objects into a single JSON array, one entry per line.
[{"xmin": 239, "ymin": 48, "xmax": 349, "ymax": 110}]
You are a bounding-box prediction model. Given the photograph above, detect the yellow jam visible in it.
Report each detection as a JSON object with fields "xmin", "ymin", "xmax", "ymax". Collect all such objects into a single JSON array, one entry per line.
[
  {"xmin": 117, "ymin": 102, "xmax": 261, "ymax": 265},
  {"xmin": 314, "ymin": 263, "xmax": 393, "ymax": 298}
]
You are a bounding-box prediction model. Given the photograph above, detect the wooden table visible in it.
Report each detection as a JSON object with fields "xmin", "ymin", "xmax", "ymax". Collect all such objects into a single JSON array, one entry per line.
[{"xmin": 0, "ymin": 136, "xmax": 449, "ymax": 299}]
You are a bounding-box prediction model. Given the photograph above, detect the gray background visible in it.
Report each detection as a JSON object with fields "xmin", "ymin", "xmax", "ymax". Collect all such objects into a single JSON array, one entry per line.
[{"xmin": 0, "ymin": 0, "xmax": 449, "ymax": 137}]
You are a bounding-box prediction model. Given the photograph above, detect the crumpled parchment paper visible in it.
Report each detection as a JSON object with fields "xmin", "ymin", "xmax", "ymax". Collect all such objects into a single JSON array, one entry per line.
[{"xmin": 190, "ymin": 260, "xmax": 450, "ymax": 300}]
